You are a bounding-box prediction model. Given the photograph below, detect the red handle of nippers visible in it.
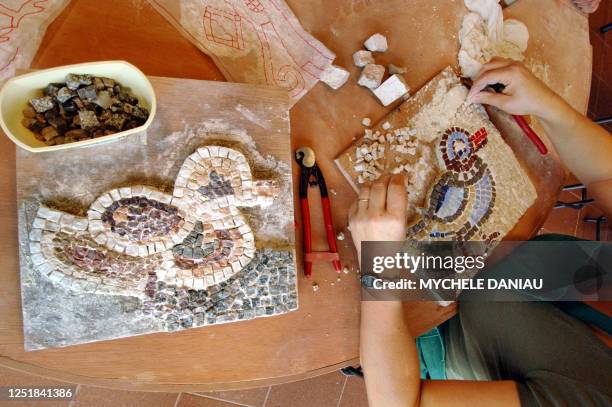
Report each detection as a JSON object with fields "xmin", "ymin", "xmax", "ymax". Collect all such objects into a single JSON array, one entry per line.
[
  {"xmin": 321, "ymin": 197, "xmax": 342, "ymax": 273},
  {"xmin": 513, "ymin": 115, "xmax": 547, "ymax": 155},
  {"xmin": 300, "ymin": 198, "xmax": 313, "ymax": 277}
]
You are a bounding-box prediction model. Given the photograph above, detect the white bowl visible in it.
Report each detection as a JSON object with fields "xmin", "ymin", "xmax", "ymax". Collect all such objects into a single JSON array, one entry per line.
[{"xmin": 0, "ymin": 60, "xmax": 156, "ymax": 152}]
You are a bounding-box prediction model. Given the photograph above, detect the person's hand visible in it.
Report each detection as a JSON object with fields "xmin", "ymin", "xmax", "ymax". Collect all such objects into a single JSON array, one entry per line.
[
  {"xmin": 348, "ymin": 174, "xmax": 408, "ymax": 259},
  {"xmin": 467, "ymin": 57, "xmax": 568, "ymax": 121},
  {"xmin": 572, "ymin": 0, "xmax": 601, "ymax": 13}
]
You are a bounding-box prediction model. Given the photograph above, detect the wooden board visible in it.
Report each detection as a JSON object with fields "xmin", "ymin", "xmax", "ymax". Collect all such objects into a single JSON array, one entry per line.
[
  {"xmin": 0, "ymin": 0, "xmax": 591, "ymax": 391},
  {"xmin": 15, "ymin": 74, "xmax": 298, "ymax": 350},
  {"xmin": 333, "ymin": 67, "xmax": 538, "ymax": 243}
]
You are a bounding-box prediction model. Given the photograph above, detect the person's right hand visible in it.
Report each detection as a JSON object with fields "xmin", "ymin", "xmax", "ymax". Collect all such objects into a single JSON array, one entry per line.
[{"xmin": 467, "ymin": 57, "xmax": 568, "ymax": 121}]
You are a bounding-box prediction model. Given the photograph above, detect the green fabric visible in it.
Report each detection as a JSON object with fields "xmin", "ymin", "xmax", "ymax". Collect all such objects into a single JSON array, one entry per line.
[{"xmin": 417, "ymin": 328, "xmax": 447, "ymax": 379}]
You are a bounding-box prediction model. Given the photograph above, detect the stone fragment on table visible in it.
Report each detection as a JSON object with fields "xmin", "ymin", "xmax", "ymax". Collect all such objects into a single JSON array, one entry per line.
[
  {"xmin": 353, "ymin": 50, "xmax": 375, "ymax": 67},
  {"xmin": 56, "ymin": 87, "xmax": 76, "ymax": 103},
  {"xmin": 77, "ymin": 85, "xmax": 97, "ymax": 101},
  {"xmin": 373, "ymin": 74, "xmax": 409, "ymax": 106},
  {"xmin": 320, "ymin": 64, "xmax": 350, "ymax": 90},
  {"xmin": 78, "ymin": 110, "xmax": 100, "ymax": 129},
  {"xmin": 388, "ymin": 64, "xmax": 407, "ymax": 75},
  {"xmin": 29, "ymin": 96, "xmax": 55, "ymax": 113},
  {"xmin": 358, "ymin": 64, "xmax": 385, "ymax": 89},
  {"xmin": 65, "ymin": 73, "xmax": 92, "ymax": 90},
  {"xmin": 364, "ymin": 33, "xmax": 388, "ymax": 52}
]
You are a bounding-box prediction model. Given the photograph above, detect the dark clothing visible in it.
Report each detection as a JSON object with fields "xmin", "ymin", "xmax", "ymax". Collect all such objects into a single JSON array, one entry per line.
[{"xmin": 442, "ymin": 297, "xmax": 612, "ymax": 406}]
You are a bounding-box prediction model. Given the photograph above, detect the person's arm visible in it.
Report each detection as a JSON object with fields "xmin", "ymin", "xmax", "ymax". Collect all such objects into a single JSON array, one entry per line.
[
  {"xmin": 467, "ymin": 58, "xmax": 612, "ymax": 189},
  {"xmin": 349, "ymin": 175, "xmax": 520, "ymax": 407}
]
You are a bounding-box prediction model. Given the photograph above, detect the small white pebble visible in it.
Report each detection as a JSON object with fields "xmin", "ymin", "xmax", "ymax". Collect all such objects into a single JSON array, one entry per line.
[
  {"xmin": 342, "ymin": 266, "xmax": 350, "ymax": 274},
  {"xmin": 388, "ymin": 64, "xmax": 407, "ymax": 75},
  {"xmin": 353, "ymin": 50, "xmax": 375, "ymax": 67},
  {"xmin": 358, "ymin": 64, "xmax": 385, "ymax": 89},
  {"xmin": 361, "ymin": 117, "xmax": 372, "ymax": 126},
  {"xmin": 320, "ymin": 64, "xmax": 350, "ymax": 90},
  {"xmin": 337, "ymin": 232, "xmax": 345, "ymax": 241},
  {"xmin": 364, "ymin": 33, "xmax": 388, "ymax": 52},
  {"xmin": 312, "ymin": 282, "xmax": 320, "ymax": 292},
  {"xmin": 382, "ymin": 121, "xmax": 391, "ymax": 130}
]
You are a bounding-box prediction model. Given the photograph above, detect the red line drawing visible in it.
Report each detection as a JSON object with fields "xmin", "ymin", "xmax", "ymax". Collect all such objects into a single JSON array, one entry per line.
[
  {"xmin": 0, "ymin": 48, "xmax": 18, "ymax": 72},
  {"xmin": 267, "ymin": 0, "xmax": 334, "ymax": 60},
  {"xmin": 0, "ymin": 0, "xmax": 49, "ymax": 44},
  {"xmin": 148, "ymin": 0, "xmax": 335, "ymax": 102},
  {"xmin": 203, "ymin": 6, "xmax": 244, "ymax": 50},
  {"xmin": 244, "ymin": 0, "xmax": 264, "ymax": 13}
]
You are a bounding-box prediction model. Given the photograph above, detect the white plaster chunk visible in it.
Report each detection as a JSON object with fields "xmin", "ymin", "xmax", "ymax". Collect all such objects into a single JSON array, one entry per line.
[
  {"xmin": 205, "ymin": 275, "xmax": 215, "ymax": 287},
  {"xmin": 358, "ymin": 64, "xmax": 385, "ymax": 89},
  {"xmin": 353, "ymin": 50, "xmax": 375, "ymax": 67},
  {"xmin": 364, "ymin": 33, "xmax": 388, "ymax": 52},
  {"xmin": 320, "ymin": 64, "xmax": 350, "ymax": 90},
  {"xmin": 373, "ymin": 74, "xmax": 409, "ymax": 106}
]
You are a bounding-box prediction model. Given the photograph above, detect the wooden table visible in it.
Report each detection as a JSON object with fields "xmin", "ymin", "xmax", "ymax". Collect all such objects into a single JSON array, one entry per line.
[{"xmin": 0, "ymin": 0, "xmax": 591, "ymax": 391}]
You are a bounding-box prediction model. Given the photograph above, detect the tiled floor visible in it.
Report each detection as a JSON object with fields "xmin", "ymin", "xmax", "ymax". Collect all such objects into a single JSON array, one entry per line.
[{"xmin": 1, "ymin": 3, "xmax": 610, "ymax": 407}]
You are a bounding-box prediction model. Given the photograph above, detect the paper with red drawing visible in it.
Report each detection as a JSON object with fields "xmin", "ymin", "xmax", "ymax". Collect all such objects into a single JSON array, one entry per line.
[
  {"xmin": 147, "ymin": 0, "xmax": 336, "ymax": 105},
  {"xmin": 0, "ymin": 0, "xmax": 69, "ymax": 85}
]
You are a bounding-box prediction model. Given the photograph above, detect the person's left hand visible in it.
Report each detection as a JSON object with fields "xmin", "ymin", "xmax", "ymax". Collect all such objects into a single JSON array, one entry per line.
[{"xmin": 348, "ymin": 174, "xmax": 408, "ymax": 259}]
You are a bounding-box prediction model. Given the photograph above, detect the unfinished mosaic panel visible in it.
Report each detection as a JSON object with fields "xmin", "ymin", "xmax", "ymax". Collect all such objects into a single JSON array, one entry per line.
[
  {"xmin": 27, "ymin": 145, "xmax": 297, "ymax": 339},
  {"xmin": 336, "ymin": 67, "xmax": 537, "ymax": 242}
]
